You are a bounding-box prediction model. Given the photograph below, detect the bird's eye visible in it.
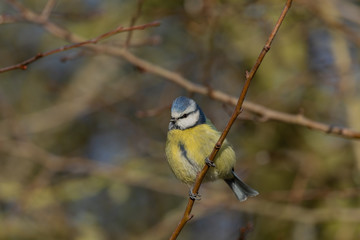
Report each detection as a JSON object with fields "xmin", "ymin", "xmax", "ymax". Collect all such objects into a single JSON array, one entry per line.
[{"xmin": 181, "ymin": 113, "xmax": 189, "ymax": 119}]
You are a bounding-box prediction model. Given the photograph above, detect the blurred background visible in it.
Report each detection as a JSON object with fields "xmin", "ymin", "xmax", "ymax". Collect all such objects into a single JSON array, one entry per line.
[{"xmin": 1, "ymin": 0, "xmax": 360, "ymax": 239}]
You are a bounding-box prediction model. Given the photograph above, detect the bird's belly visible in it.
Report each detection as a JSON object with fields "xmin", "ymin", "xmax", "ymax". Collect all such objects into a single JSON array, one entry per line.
[
  {"xmin": 175, "ymin": 153, "xmax": 200, "ymax": 184},
  {"xmin": 166, "ymin": 141, "xmax": 201, "ymax": 184},
  {"xmin": 166, "ymin": 127, "xmax": 235, "ymax": 184},
  {"xmin": 167, "ymin": 147, "xmax": 224, "ymax": 184}
]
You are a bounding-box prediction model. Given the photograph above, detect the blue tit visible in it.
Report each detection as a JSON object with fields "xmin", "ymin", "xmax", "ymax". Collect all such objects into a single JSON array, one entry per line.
[{"xmin": 166, "ymin": 96, "xmax": 258, "ymax": 201}]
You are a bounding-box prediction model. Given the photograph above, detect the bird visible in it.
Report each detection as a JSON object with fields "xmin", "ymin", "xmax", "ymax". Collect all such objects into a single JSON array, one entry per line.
[{"xmin": 165, "ymin": 96, "xmax": 258, "ymax": 201}]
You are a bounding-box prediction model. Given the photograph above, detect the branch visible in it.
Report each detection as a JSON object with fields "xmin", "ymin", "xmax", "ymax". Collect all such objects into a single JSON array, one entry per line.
[
  {"xmin": 0, "ymin": 21, "xmax": 160, "ymax": 73},
  {"xmin": 40, "ymin": 0, "xmax": 56, "ymax": 21},
  {"xmin": 125, "ymin": 0, "xmax": 145, "ymax": 48},
  {"xmin": 119, "ymin": 50, "xmax": 360, "ymax": 140},
  {"xmin": 0, "ymin": 14, "xmax": 21, "ymax": 24},
  {"xmin": 2, "ymin": 138, "xmax": 360, "ymax": 227},
  {"xmin": 169, "ymin": 0, "xmax": 293, "ymax": 239},
  {"xmin": 3, "ymin": 0, "xmax": 360, "ymax": 140}
]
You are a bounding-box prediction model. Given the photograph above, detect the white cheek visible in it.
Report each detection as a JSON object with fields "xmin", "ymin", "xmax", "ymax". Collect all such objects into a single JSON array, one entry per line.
[
  {"xmin": 177, "ymin": 111, "xmax": 199, "ymax": 129},
  {"xmin": 172, "ymin": 112, "xmax": 181, "ymax": 119}
]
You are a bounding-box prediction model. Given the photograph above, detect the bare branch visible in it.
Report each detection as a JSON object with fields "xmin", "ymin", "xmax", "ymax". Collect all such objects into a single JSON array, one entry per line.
[
  {"xmin": 118, "ymin": 50, "xmax": 360, "ymax": 140},
  {"xmin": 136, "ymin": 104, "xmax": 170, "ymax": 118},
  {"xmin": 2, "ymin": 1, "xmax": 359, "ymax": 140},
  {"xmin": 169, "ymin": 0, "xmax": 293, "ymax": 239},
  {"xmin": 0, "ymin": 14, "xmax": 21, "ymax": 24},
  {"xmin": 40, "ymin": 0, "xmax": 56, "ymax": 21},
  {"xmin": 125, "ymin": 0, "xmax": 146, "ymax": 48},
  {"xmin": 0, "ymin": 21, "xmax": 160, "ymax": 73}
]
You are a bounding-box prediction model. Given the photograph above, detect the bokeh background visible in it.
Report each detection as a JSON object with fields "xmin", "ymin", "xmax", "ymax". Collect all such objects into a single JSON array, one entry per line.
[{"xmin": 1, "ymin": 0, "xmax": 360, "ymax": 239}]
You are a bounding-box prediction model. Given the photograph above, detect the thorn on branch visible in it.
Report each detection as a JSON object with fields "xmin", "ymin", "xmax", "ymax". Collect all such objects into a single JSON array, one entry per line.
[
  {"xmin": 35, "ymin": 53, "xmax": 43, "ymax": 59},
  {"xmin": 257, "ymin": 114, "xmax": 269, "ymax": 122},
  {"xmin": 245, "ymin": 70, "xmax": 250, "ymax": 79}
]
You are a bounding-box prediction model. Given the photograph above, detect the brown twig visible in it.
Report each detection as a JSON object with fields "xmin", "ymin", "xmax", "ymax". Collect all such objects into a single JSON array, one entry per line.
[
  {"xmin": 40, "ymin": 0, "xmax": 56, "ymax": 21},
  {"xmin": 169, "ymin": 0, "xmax": 293, "ymax": 239},
  {"xmin": 0, "ymin": 21, "xmax": 160, "ymax": 73},
  {"xmin": 125, "ymin": 0, "xmax": 145, "ymax": 48},
  {"xmin": 0, "ymin": 14, "xmax": 21, "ymax": 24},
  {"xmin": 136, "ymin": 104, "xmax": 170, "ymax": 118}
]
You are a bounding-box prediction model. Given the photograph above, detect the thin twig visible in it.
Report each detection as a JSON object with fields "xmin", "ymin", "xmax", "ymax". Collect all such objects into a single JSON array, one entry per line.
[
  {"xmin": 0, "ymin": 21, "xmax": 160, "ymax": 73},
  {"xmin": 125, "ymin": 0, "xmax": 145, "ymax": 48},
  {"xmin": 40, "ymin": 0, "xmax": 56, "ymax": 21},
  {"xmin": 0, "ymin": 14, "xmax": 21, "ymax": 24},
  {"xmin": 169, "ymin": 0, "xmax": 293, "ymax": 239},
  {"xmin": 136, "ymin": 104, "xmax": 170, "ymax": 118},
  {"xmin": 6, "ymin": 0, "xmax": 27, "ymax": 14}
]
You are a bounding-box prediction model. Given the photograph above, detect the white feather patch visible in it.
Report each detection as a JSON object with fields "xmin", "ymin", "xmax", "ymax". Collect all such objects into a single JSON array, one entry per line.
[{"xmin": 176, "ymin": 110, "xmax": 199, "ymax": 129}]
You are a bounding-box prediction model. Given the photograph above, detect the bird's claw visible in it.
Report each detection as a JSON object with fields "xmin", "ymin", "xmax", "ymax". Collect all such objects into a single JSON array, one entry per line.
[
  {"xmin": 189, "ymin": 189, "xmax": 201, "ymax": 201},
  {"xmin": 205, "ymin": 157, "xmax": 216, "ymax": 167}
]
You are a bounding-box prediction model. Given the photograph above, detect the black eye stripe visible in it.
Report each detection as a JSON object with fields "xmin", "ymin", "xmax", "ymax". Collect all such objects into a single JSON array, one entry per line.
[
  {"xmin": 178, "ymin": 109, "xmax": 197, "ymax": 119},
  {"xmin": 179, "ymin": 113, "xmax": 188, "ymax": 119}
]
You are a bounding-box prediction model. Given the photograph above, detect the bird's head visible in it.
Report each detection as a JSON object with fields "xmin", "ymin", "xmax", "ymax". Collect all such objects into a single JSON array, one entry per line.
[{"xmin": 169, "ymin": 96, "xmax": 206, "ymax": 130}]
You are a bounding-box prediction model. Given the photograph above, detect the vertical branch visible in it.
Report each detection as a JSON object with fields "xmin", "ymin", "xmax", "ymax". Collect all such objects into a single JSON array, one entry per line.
[
  {"xmin": 169, "ymin": 0, "xmax": 293, "ymax": 239},
  {"xmin": 40, "ymin": 0, "xmax": 56, "ymax": 21},
  {"xmin": 125, "ymin": 0, "xmax": 145, "ymax": 48}
]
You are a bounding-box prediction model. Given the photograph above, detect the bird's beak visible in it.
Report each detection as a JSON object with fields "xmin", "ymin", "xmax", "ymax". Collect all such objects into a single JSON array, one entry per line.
[{"xmin": 169, "ymin": 118, "xmax": 176, "ymax": 130}]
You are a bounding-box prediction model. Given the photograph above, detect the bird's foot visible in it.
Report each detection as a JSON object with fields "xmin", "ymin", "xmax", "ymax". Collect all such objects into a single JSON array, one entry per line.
[
  {"xmin": 205, "ymin": 157, "xmax": 216, "ymax": 167},
  {"xmin": 189, "ymin": 189, "xmax": 201, "ymax": 201}
]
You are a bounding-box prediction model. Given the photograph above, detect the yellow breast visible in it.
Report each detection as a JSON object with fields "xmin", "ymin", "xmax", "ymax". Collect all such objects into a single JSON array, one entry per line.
[{"xmin": 165, "ymin": 124, "xmax": 236, "ymax": 184}]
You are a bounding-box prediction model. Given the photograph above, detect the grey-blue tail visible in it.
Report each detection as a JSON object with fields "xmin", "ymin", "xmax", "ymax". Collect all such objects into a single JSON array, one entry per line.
[{"xmin": 224, "ymin": 171, "xmax": 259, "ymax": 202}]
